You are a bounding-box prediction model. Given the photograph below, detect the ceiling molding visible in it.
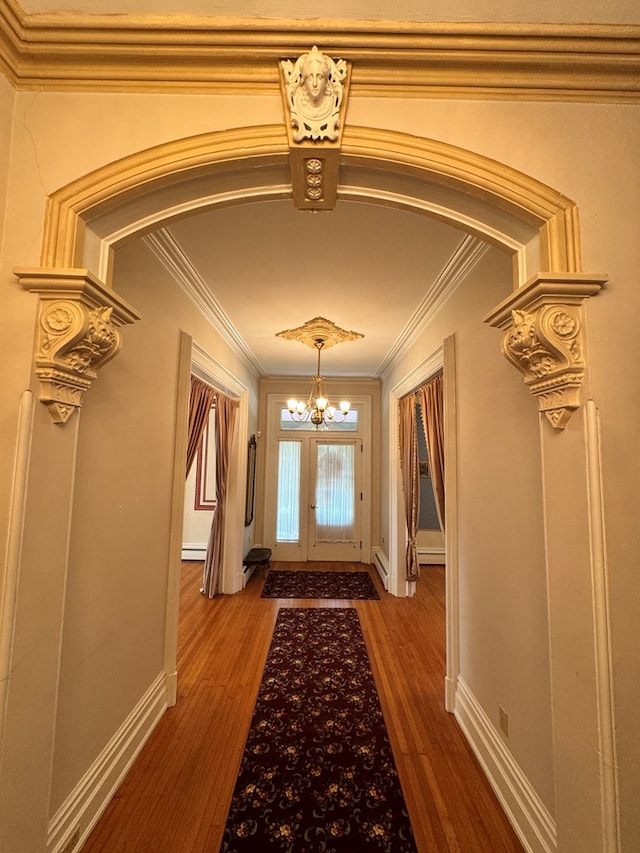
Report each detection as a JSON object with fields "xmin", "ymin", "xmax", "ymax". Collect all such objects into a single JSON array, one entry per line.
[
  {"xmin": 377, "ymin": 234, "xmax": 490, "ymax": 378},
  {"xmin": 0, "ymin": 0, "xmax": 639, "ymax": 100},
  {"xmin": 143, "ymin": 227, "xmax": 265, "ymax": 378}
]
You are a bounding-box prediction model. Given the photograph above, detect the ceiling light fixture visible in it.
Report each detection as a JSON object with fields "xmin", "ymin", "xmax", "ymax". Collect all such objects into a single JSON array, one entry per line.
[{"xmin": 287, "ymin": 337, "xmax": 350, "ymax": 428}]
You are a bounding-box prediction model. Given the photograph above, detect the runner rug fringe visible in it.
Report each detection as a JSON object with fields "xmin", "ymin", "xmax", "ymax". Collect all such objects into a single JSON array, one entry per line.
[
  {"xmin": 220, "ymin": 608, "xmax": 416, "ymax": 852},
  {"xmin": 261, "ymin": 571, "xmax": 379, "ymax": 600}
]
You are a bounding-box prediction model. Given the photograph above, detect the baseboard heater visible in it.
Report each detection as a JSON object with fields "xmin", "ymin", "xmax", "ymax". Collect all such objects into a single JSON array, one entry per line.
[{"xmin": 373, "ymin": 551, "xmax": 389, "ymax": 588}]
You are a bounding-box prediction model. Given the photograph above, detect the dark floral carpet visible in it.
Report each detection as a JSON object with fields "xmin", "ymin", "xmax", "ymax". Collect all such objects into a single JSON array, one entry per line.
[
  {"xmin": 220, "ymin": 608, "xmax": 416, "ymax": 853},
  {"xmin": 261, "ymin": 571, "xmax": 380, "ymax": 600}
]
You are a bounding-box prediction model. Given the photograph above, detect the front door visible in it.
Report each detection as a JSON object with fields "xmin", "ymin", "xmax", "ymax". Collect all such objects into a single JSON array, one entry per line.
[
  {"xmin": 308, "ymin": 438, "xmax": 361, "ymax": 561},
  {"xmin": 270, "ymin": 434, "xmax": 362, "ymax": 562}
]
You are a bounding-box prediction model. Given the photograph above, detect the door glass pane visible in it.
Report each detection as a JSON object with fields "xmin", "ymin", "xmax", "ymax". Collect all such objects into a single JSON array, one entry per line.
[
  {"xmin": 315, "ymin": 443, "xmax": 355, "ymax": 542},
  {"xmin": 276, "ymin": 441, "xmax": 301, "ymax": 542}
]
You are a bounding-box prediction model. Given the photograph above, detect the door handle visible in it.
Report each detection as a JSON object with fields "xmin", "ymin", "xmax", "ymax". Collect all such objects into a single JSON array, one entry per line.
[{"xmin": 310, "ymin": 504, "xmax": 317, "ymax": 509}]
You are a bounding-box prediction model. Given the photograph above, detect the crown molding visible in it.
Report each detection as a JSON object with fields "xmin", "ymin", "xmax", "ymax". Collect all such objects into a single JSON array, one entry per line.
[
  {"xmin": 143, "ymin": 227, "xmax": 265, "ymax": 378},
  {"xmin": 0, "ymin": 0, "xmax": 639, "ymax": 100},
  {"xmin": 377, "ymin": 234, "xmax": 489, "ymax": 378}
]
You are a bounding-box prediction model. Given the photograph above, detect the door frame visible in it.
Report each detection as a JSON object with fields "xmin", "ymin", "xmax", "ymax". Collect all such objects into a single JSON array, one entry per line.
[{"xmin": 264, "ymin": 393, "xmax": 372, "ymax": 562}]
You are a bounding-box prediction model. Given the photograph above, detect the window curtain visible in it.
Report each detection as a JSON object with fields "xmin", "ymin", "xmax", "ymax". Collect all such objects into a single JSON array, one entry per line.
[
  {"xmin": 315, "ymin": 443, "xmax": 356, "ymax": 542},
  {"xmin": 185, "ymin": 375, "xmax": 217, "ymax": 478},
  {"xmin": 399, "ymin": 393, "xmax": 420, "ymax": 581},
  {"xmin": 201, "ymin": 392, "xmax": 239, "ymax": 598},
  {"xmin": 417, "ymin": 373, "xmax": 445, "ymax": 532}
]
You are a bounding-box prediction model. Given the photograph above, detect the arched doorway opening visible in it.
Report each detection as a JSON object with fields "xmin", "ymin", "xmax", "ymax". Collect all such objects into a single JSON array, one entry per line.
[{"xmin": 13, "ymin": 124, "xmax": 614, "ymax": 853}]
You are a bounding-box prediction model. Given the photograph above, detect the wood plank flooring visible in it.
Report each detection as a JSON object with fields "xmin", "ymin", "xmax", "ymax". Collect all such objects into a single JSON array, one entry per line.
[{"xmin": 81, "ymin": 562, "xmax": 525, "ymax": 852}]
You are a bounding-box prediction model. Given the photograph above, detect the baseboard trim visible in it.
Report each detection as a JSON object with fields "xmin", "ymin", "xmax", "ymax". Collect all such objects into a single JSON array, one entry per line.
[
  {"xmin": 372, "ymin": 549, "xmax": 389, "ymax": 589},
  {"xmin": 47, "ymin": 672, "xmax": 168, "ymax": 853},
  {"xmin": 454, "ymin": 677, "xmax": 556, "ymax": 853},
  {"xmin": 181, "ymin": 542, "xmax": 206, "ymax": 561},
  {"xmin": 417, "ymin": 546, "xmax": 445, "ymax": 565}
]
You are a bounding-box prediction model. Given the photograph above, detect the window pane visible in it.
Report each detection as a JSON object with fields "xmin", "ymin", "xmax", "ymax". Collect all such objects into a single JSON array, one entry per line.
[
  {"xmin": 276, "ymin": 441, "xmax": 301, "ymax": 542},
  {"xmin": 315, "ymin": 443, "xmax": 355, "ymax": 542}
]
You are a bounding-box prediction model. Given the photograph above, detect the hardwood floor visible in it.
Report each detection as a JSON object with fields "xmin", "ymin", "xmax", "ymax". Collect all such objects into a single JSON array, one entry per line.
[{"xmin": 82, "ymin": 562, "xmax": 524, "ymax": 852}]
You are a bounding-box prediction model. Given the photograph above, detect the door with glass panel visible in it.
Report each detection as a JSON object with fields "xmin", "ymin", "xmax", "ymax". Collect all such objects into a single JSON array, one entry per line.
[
  {"xmin": 308, "ymin": 439, "xmax": 361, "ymax": 560},
  {"xmin": 274, "ymin": 436, "xmax": 361, "ymax": 561}
]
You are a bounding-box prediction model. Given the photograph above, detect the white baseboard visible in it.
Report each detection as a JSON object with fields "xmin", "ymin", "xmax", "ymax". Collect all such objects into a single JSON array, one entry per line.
[
  {"xmin": 417, "ymin": 546, "xmax": 446, "ymax": 565},
  {"xmin": 47, "ymin": 673, "xmax": 168, "ymax": 853},
  {"xmin": 372, "ymin": 549, "xmax": 389, "ymax": 590},
  {"xmin": 181, "ymin": 542, "xmax": 206, "ymax": 561},
  {"xmin": 454, "ymin": 677, "xmax": 556, "ymax": 853}
]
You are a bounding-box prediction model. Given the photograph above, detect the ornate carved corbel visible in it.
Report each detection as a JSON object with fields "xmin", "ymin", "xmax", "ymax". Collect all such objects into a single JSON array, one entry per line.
[
  {"xmin": 279, "ymin": 46, "xmax": 351, "ymax": 210},
  {"xmin": 484, "ymin": 273, "xmax": 607, "ymax": 428},
  {"xmin": 15, "ymin": 268, "xmax": 141, "ymax": 424}
]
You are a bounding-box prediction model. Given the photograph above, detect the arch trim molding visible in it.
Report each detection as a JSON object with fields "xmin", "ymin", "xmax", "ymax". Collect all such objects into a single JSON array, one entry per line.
[
  {"xmin": 41, "ymin": 124, "xmax": 581, "ymax": 276},
  {"xmin": 24, "ymin": 123, "xmax": 606, "ymax": 427}
]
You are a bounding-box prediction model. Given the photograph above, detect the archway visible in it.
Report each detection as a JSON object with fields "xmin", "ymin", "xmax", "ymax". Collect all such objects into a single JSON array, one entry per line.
[{"xmin": 13, "ymin": 124, "xmax": 614, "ymax": 853}]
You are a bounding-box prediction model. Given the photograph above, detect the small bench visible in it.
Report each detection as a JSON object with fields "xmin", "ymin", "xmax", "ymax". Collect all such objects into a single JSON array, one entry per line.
[{"xmin": 243, "ymin": 547, "xmax": 272, "ymax": 578}]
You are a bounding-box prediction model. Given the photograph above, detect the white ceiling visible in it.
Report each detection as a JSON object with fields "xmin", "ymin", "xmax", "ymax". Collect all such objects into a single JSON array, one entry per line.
[{"xmin": 163, "ymin": 199, "xmax": 468, "ymax": 378}]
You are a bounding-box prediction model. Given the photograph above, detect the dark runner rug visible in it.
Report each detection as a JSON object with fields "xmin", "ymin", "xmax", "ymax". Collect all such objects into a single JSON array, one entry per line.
[
  {"xmin": 220, "ymin": 608, "xmax": 416, "ymax": 853},
  {"xmin": 261, "ymin": 571, "xmax": 379, "ymax": 600}
]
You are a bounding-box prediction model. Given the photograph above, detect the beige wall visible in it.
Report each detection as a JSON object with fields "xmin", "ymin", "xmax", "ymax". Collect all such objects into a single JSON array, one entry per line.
[
  {"xmin": 0, "ymin": 82, "xmax": 638, "ymax": 851},
  {"xmin": 0, "ymin": 74, "xmax": 14, "ymax": 258}
]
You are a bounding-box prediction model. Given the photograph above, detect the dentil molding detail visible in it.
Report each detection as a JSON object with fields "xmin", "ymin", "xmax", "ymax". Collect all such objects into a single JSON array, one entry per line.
[
  {"xmin": 16, "ymin": 269, "xmax": 141, "ymax": 424},
  {"xmin": 484, "ymin": 273, "xmax": 607, "ymax": 429}
]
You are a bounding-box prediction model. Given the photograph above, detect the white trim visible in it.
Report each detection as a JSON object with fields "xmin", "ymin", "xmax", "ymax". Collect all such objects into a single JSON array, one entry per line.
[
  {"xmin": 372, "ymin": 548, "xmax": 389, "ymax": 590},
  {"xmin": 144, "ymin": 229, "xmax": 264, "ymax": 377},
  {"xmin": 377, "ymin": 235, "xmax": 490, "ymax": 377},
  {"xmin": 181, "ymin": 543, "xmax": 207, "ymax": 561},
  {"xmin": 0, "ymin": 391, "xmax": 33, "ymax": 752},
  {"xmin": 190, "ymin": 340, "xmax": 249, "ymax": 399},
  {"xmin": 443, "ymin": 334, "xmax": 460, "ymax": 714},
  {"xmin": 584, "ymin": 400, "xmax": 621, "ymax": 852},
  {"xmin": 47, "ymin": 673, "xmax": 167, "ymax": 853},
  {"xmin": 417, "ymin": 546, "xmax": 445, "ymax": 565},
  {"xmin": 455, "ymin": 677, "xmax": 557, "ymax": 853}
]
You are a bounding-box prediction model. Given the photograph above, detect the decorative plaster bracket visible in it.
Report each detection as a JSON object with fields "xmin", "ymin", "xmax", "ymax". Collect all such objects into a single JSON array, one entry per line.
[
  {"xmin": 280, "ymin": 47, "xmax": 351, "ymax": 210},
  {"xmin": 484, "ymin": 273, "xmax": 607, "ymax": 429},
  {"xmin": 16, "ymin": 268, "xmax": 141, "ymax": 424}
]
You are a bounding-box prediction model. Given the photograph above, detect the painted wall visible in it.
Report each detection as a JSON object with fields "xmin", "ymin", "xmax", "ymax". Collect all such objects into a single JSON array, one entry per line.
[{"xmin": 0, "ymin": 74, "xmax": 14, "ymax": 259}]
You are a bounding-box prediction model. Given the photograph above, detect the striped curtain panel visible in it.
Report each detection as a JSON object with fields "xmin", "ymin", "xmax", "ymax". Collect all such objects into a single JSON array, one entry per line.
[
  {"xmin": 418, "ymin": 373, "xmax": 445, "ymax": 532},
  {"xmin": 185, "ymin": 375, "xmax": 217, "ymax": 478},
  {"xmin": 201, "ymin": 392, "xmax": 239, "ymax": 598},
  {"xmin": 399, "ymin": 393, "xmax": 420, "ymax": 581}
]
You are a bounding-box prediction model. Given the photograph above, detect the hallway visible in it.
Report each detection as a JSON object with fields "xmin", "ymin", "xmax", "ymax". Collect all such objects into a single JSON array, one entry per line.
[{"xmin": 81, "ymin": 563, "xmax": 524, "ymax": 852}]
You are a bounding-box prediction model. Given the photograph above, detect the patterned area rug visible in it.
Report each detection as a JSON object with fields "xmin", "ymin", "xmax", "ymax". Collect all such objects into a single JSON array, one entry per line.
[
  {"xmin": 261, "ymin": 571, "xmax": 380, "ymax": 600},
  {"xmin": 221, "ymin": 608, "xmax": 416, "ymax": 852}
]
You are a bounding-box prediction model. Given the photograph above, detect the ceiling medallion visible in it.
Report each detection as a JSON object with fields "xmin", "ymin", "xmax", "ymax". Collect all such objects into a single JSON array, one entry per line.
[
  {"xmin": 277, "ymin": 317, "xmax": 364, "ymax": 429},
  {"xmin": 276, "ymin": 316, "xmax": 363, "ymax": 350}
]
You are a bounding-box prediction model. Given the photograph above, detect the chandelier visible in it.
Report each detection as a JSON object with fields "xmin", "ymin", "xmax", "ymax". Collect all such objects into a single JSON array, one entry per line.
[{"xmin": 287, "ymin": 338, "xmax": 351, "ymax": 428}]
